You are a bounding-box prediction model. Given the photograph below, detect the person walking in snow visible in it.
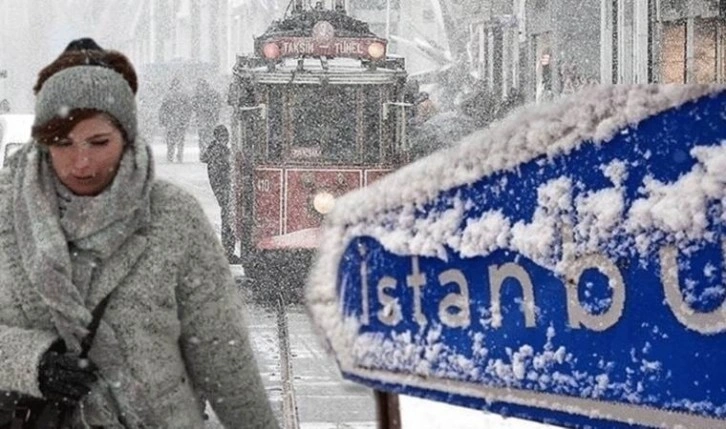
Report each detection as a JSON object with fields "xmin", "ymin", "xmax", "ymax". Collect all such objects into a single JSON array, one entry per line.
[
  {"xmin": 411, "ymin": 91, "xmax": 437, "ymax": 125},
  {"xmin": 0, "ymin": 37, "xmax": 278, "ymax": 429},
  {"xmin": 201, "ymin": 124, "xmax": 235, "ymax": 261},
  {"xmin": 159, "ymin": 77, "xmax": 192, "ymax": 163}
]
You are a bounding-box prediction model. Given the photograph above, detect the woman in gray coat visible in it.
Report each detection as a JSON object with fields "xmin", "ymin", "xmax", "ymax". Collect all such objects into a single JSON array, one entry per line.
[{"xmin": 0, "ymin": 38, "xmax": 279, "ymax": 428}]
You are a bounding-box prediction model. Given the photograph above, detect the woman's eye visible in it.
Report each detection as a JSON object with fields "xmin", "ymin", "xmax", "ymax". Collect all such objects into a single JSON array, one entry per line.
[
  {"xmin": 55, "ymin": 139, "xmax": 73, "ymax": 147},
  {"xmin": 89, "ymin": 139, "xmax": 109, "ymax": 146}
]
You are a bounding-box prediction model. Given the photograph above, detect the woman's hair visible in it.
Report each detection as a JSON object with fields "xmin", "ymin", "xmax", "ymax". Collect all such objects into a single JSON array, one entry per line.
[
  {"xmin": 32, "ymin": 39, "xmax": 138, "ymax": 146},
  {"xmin": 33, "ymin": 109, "xmax": 126, "ymax": 146}
]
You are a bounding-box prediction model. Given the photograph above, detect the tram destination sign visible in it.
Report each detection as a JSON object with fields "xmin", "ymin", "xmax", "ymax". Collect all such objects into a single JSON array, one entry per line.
[
  {"xmin": 306, "ymin": 85, "xmax": 726, "ymax": 428},
  {"xmin": 258, "ymin": 36, "xmax": 387, "ymax": 60}
]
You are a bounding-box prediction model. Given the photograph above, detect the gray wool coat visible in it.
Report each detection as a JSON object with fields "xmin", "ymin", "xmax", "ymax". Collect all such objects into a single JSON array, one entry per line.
[{"xmin": 0, "ymin": 167, "xmax": 278, "ymax": 428}]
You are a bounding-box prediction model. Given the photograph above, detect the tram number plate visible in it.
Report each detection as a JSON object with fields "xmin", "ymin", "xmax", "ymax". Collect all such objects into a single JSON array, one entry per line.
[{"xmin": 256, "ymin": 179, "xmax": 271, "ymax": 192}]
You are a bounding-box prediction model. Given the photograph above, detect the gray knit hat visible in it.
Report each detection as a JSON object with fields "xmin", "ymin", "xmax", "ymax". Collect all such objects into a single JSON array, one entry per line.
[{"xmin": 34, "ymin": 65, "xmax": 137, "ymax": 142}]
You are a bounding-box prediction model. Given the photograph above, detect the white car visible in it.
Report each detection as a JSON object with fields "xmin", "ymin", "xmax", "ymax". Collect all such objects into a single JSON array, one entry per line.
[{"xmin": 0, "ymin": 114, "xmax": 33, "ymax": 167}]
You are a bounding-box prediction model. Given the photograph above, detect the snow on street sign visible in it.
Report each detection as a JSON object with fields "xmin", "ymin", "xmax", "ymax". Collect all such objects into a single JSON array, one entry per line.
[{"xmin": 306, "ymin": 85, "xmax": 726, "ymax": 429}]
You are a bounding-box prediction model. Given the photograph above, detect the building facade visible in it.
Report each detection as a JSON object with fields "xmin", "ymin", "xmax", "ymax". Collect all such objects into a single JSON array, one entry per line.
[
  {"xmin": 0, "ymin": 0, "xmax": 107, "ymax": 112},
  {"xmin": 465, "ymin": 0, "xmax": 601, "ymax": 102},
  {"xmin": 466, "ymin": 0, "xmax": 522, "ymax": 99},
  {"xmin": 466, "ymin": 0, "xmax": 724, "ymax": 104},
  {"xmin": 112, "ymin": 0, "xmax": 230, "ymax": 72},
  {"xmin": 601, "ymin": 0, "xmax": 725, "ymax": 85}
]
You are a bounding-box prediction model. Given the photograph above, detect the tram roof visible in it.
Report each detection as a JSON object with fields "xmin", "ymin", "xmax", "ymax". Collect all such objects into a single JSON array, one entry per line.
[
  {"xmin": 261, "ymin": 10, "xmax": 375, "ymax": 39},
  {"xmin": 240, "ymin": 57, "xmax": 406, "ymax": 86}
]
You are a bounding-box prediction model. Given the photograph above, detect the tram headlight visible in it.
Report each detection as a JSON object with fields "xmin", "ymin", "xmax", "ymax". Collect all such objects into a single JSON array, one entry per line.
[
  {"xmin": 313, "ymin": 192, "xmax": 335, "ymax": 215},
  {"xmin": 368, "ymin": 42, "xmax": 386, "ymax": 60},
  {"xmin": 263, "ymin": 43, "xmax": 281, "ymax": 59}
]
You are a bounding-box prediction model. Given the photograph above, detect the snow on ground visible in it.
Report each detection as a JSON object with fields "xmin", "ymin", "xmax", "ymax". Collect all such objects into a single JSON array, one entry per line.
[
  {"xmin": 400, "ymin": 395, "xmax": 556, "ymax": 429},
  {"xmin": 150, "ymin": 139, "xmax": 221, "ymax": 226}
]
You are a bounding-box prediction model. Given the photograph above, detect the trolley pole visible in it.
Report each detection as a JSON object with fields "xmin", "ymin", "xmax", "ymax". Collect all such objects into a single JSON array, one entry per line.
[{"xmin": 385, "ymin": 0, "xmax": 391, "ymax": 40}]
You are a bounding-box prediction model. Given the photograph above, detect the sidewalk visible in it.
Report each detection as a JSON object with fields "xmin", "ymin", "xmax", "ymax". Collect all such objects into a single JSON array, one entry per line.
[{"xmin": 151, "ymin": 133, "xmax": 222, "ymax": 236}]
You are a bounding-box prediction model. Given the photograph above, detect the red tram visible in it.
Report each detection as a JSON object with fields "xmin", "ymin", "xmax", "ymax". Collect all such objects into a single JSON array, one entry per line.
[{"xmin": 227, "ymin": 2, "xmax": 413, "ymax": 302}]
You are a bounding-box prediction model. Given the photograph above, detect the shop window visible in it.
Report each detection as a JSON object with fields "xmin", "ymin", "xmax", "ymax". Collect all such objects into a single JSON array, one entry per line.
[
  {"xmin": 659, "ymin": 18, "xmax": 725, "ymax": 84},
  {"xmin": 534, "ymin": 32, "xmax": 552, "ymax": 101},
  {"xmin": 660, "ymin": 21, "xmax": 686, "ymax": 83},
  {"xmin": 694, "ymin": 18, "xmax": 725, "ymax": 83}
]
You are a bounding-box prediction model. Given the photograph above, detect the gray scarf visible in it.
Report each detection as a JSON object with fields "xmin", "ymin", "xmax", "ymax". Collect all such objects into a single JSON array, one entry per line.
[
  {"xmin": 12, "ymin": 138, "xmax": 156, "ymax": 427},
  {"xmin": 13, "ymin": 140, "xmax": 152, "ymax": 351}
]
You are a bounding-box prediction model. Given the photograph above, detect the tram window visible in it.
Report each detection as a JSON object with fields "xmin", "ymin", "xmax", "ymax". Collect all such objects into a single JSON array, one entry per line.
[
  {"xmin": 268, "ymin": 86, "xmax": 283, "ymax": 160},
  {"xmin": 290, "ymin": 86, "xmax": 323, "ymax": 158},
  {"xmin": 362, "ymin": 87, "xmax": 381, "ymax": 163},
  {"xmin": 290, "ymin": 85, "xmax": 357, "ymax": 162},
  {"xmin": 324, "ymin": 86, "xmax": 356, "ymax": 162}
]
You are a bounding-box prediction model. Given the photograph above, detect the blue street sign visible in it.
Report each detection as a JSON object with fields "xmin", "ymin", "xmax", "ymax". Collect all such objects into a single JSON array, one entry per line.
[{"xmin": 307, "ymin": 86, "xmax": 726, "ymax": 428}]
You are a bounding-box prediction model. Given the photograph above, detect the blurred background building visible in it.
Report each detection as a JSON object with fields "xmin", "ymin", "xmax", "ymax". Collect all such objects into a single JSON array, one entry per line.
[
  {"xmin": 477, "ymin": 0, "xmax": 724, "ymax": 102},
  {"xmin": 0, "ymin": 0, "xmax": 724, "ymax": 114},
  {"xmin": 603, "ymin": 0, "xmax": 725, "ymax": 86}
]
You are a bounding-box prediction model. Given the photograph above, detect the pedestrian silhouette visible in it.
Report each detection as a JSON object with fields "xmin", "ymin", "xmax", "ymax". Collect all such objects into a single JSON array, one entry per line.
[
  {"xmin": 159, "ymin": 78, "xmax": 192, "ymax": 163},
  {"xmin": 202, "ymin": 124, "xmax": 235, "ymax": 261}
]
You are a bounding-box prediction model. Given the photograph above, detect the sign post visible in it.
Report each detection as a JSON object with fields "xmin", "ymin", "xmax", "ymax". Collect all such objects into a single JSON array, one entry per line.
[
  {"xmin": 374, "ymin": 391, "xmax": 400, "ymax": 429},
  {"xmin": 307, "ymin": 85, "xmax": 726, "ymax": 428}
]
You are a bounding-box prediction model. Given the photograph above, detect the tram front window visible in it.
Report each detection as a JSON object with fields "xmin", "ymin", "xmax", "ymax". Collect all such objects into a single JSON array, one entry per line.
[{"xmin": 291, "ymin": 85, "xmax": 357, "ymax": 162}]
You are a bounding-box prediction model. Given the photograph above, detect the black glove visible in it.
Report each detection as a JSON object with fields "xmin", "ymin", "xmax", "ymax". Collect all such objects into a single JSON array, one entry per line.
[{"xmin": 38, "ymin": 342, "xmax": 98, "ymax": 404}]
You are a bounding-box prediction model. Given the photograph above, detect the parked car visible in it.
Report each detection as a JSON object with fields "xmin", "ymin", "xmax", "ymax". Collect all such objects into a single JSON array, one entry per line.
[{"xmin": 0, "ymin": 114, "xmax": 33, "ymax": 166}]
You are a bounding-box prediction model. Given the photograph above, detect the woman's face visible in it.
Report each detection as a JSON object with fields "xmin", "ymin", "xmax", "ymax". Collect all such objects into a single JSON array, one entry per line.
[{"xmin": 48, "ymin": 114, "xmax": 126, "ymax": 196}]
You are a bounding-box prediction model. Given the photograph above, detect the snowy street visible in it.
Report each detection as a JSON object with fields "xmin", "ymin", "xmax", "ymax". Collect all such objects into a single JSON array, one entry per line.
[{"xmin": 248, "ymin": 306, "xmax": 377, "ymax": 428}]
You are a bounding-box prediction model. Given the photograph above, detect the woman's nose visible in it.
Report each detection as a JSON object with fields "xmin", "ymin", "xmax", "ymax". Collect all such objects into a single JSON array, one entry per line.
[{"xmin": 72, "ymin": 150, "xmax": 91, "ymax": 171}]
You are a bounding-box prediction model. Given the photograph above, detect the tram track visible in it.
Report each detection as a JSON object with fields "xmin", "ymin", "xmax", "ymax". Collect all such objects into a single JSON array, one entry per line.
[
  {"xmin": 241, "ymin": 289, "xmax": 376, "ymax": 428},
  {"xmin": 276, "ymin": 295, "xmax": 301, "ymax": 429}
]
